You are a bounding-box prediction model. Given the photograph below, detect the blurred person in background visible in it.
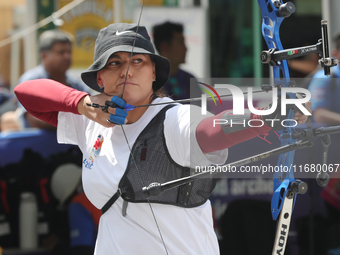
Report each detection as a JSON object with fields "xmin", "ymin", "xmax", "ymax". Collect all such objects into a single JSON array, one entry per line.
[
  {"xmin": 0, "ymin": 64, "xmax": 9, "ymax": 91},
  {"xmin": 308, "ymin": 33, "xmax": 340, "ymax": 125},
  {"xmin": 0, "ymin": 29, "xmax": 91, "ymax": 131},
  {"xmin": 288, "ymin": 52, "xmax": 320, "ymax": 88},
  {"xmin": 45, "ymin": 163, "xmax": 101, "ymax": 255},
  {"xmin": 152, "ymin": 21, "xmax": 199, "ymax": 100},
  {"xmin": 320, "ymin": 170, "xmax": 340, "ymax": 255},
  {"xmin": 0, "ymin": 62, "xmax": 18, "ymax": 131}
]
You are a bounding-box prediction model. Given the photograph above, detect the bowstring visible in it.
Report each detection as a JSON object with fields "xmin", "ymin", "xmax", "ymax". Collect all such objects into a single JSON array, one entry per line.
[
  {"xmin": 120, "ymin": 128, "xmax": 169, "ymax": 254},
  {"xmin": 118, "ymin": 1, "xmax": 169, "ymax": 254},
  {"xmin": 120, "ymin": 0, "xmax": 144, "ymax": 99}
]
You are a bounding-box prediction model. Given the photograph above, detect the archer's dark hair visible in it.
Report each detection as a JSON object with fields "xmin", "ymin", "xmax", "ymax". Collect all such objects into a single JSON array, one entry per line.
[
  {"xmin": 150, "ymin": 88, "xmax": 166, "ymax": 101},
  {"xmin": 149, "ymin": 55, "xmax": 167, "ymax": 100},
  {"xmin": 39, "ymin": 30, "xmax": 73, "ymax": 52},
  {"xmin": 152, "ymin": 21, "xmax": 184, "ymax": 54}
]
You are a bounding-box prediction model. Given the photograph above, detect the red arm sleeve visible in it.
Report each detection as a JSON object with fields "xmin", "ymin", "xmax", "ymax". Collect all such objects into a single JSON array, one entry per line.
[
  {"xmin": 14, "ymin": 79, "xmax": 89, "ymax": 127},
  {"xmin": 196, "ymin": 110, "xmax": 271, "ymax": 154}
]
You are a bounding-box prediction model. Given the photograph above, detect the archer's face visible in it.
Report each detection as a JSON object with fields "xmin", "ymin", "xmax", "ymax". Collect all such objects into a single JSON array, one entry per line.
[{"xmin": 96, "ymin": 52, "xmax": 156, "ymax": 106}]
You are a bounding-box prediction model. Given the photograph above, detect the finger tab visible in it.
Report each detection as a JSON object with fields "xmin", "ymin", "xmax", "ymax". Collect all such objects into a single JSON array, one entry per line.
[
  {"xmin": 111, "ymin": 96, "xmax": 126, "ymax": 108},
  {"xmin": 115, "ymin": 108, "xmax": 128, "ymax": 118}
]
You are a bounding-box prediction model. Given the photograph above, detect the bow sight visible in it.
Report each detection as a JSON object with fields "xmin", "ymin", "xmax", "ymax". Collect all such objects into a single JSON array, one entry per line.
[{"xmin": 260, "ymin": 3, "xmax": 338, "ymax": 76}]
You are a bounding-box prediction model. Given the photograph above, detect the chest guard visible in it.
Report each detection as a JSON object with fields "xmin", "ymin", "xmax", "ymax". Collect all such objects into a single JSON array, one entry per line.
[{"xmin": 101, "ymin": 105, "xmax": 216, "ymax": 214}]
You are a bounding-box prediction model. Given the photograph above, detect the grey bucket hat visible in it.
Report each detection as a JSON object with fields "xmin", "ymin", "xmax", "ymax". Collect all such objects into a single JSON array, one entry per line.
[{"xmin": 81, "ymin": 23, "xmax": 170, "ymax": 92}]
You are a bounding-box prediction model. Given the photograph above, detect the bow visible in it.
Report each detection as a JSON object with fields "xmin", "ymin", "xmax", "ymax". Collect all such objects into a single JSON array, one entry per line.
[
  {"xmin": 257, "ymin": 1, "xmax": 302, "ymax": 253},
  {"xmin": 257, "ymin": 1, "xmax": 337, "ymax": 254}
]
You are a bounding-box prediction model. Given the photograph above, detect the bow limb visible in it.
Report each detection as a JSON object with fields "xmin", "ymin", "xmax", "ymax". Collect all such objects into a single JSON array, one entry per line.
[{"xmin": 118, "ymin": 1, "xmax": 170, "ymax": 254}]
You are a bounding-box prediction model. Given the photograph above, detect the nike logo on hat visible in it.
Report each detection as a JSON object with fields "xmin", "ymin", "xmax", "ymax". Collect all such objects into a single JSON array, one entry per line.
[{"xmin": 116, "ymin": 31, "xmax": 134, "ymax": 35}]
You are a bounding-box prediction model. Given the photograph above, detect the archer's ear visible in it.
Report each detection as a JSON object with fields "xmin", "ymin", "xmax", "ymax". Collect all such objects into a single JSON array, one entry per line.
[
  {"xmin": 96, "ymin": 72, "xmax": 104, "ymax": 88},
  {"xmin": 152, "ymin": 62, "xmax": 156, "ymax": 80}
]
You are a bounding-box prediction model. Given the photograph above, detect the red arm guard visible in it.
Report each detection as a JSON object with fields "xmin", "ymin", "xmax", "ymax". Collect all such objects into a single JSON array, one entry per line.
[
  {"xmin": 196, "ymin": 110, "xmax": 271, "ymax": 154},
  {"xmin": 14, "ymin": 79, "xmax": 89, "ymax": 127}
]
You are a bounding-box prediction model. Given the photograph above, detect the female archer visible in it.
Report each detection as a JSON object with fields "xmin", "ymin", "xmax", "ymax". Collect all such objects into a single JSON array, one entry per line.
[{"xmin": 15, "ymin": 23, "xmax": 311, "ymax": 255}]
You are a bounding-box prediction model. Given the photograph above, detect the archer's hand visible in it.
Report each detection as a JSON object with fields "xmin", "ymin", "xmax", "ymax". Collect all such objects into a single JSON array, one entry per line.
[
  {"xmin": 263, "ymin": 99, "xmax": 312, "ymax": 130},
  {"xmin": 78, "ymin": 94, "xmax": 128, "ymax": 127},
  {"xmin": 294, "ymin": 101, "xmax": 312, "ymax": 124}
]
